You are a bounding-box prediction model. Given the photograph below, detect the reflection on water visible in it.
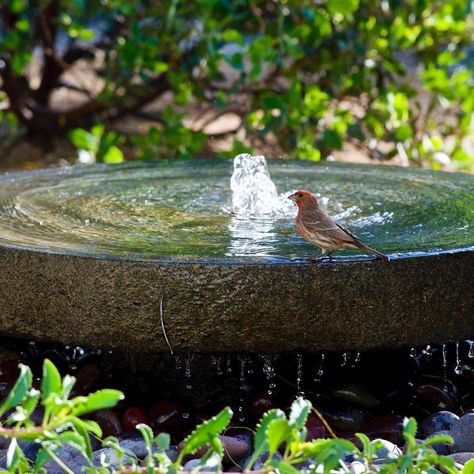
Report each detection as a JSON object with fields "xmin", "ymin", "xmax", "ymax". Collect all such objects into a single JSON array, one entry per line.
[{"xmin": 0, "ymin": 157, "xmax": 471, "ymax": 261}]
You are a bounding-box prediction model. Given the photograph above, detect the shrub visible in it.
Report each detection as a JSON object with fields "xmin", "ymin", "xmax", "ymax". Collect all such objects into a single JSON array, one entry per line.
[{"xmin": 0, "ymin": 1, "xmax": 473, "ymax": 168}]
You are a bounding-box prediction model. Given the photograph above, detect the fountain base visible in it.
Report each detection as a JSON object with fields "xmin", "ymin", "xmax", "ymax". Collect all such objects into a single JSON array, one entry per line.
[{"xmin": 0, "ymin": 246, "xmax": 472, "ymax": 352}]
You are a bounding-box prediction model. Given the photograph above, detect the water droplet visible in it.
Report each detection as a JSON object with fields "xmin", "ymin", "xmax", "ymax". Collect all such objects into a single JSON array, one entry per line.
[
  {"xmin": 341, "ymin": 352, "xmax": 349, "ymax": 367},
  {"xmin": 316, "ymin": 352, "xmax": 326, "ymax": 378},
  {"xmin": 184, "ymin": 355, "xmax": 193, "ymax": 390},
  {"xmin": 441, "ymin": 344, "xmax": 448, "ymax": 385},
  {"xmin": 409, "ymin": 347, "xmax": 417, "ymax": 358},
  {"xmin": 423, "ymin": 345, "xmax": 432, "ymax": 357},
  {"xmin": 226, "ymin": 355, "xmax": 232, "ymax": 374},
  {"xmin": 467, "ymin": 340, "xmax": 474, "ymax": 358},
  {"xmin": 211, "ymin": 355, "xmax": 223, "ymax": 376},
  {"xmin": 351, "ymin": 352, "xmax": 361, "ymax": 368},
  {"xmin": 174, "ymin": 355, "xmax": 183, "ymax": 371},
  {"xmin": 261, "ymin": 354, "xmax": 277, "ymax": 395},
  {"xmin": 454, "ymin": 341, "xmax": 463, "ymax": 375},
  {"xmin": 296, "ymin": 353, "xmax": 304, "ymax": 396},
  {"xmin": 237, "ymin": 355, "xmax": 248, "ymax": 422}
]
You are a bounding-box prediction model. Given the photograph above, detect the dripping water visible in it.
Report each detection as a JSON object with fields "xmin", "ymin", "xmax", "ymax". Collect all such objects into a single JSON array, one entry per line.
[
  {"xmin": 441, "ymin": 344, "xmax": 448, "ymax": 385},
  {"xmin": 237, "ymin": 355, "xmax": 248, "ymax": 422},
  {"xmin": 211, "ymin": 355, "xmax": 223, "ymax": 376},
  {"xmin": 316, "ymin": 352, "xmax": 326, "ymax": 379},
  {"xmin": 184, "ymin": 355, "xmax": 193, "ymax": 390},
  {"xmin": 174, "ymin": 355, "xmax": 183, "ymax": 371},
  {"xmin": 467, "ymin": 340, "xmax": 474, "ymax": 358},
  {"xmin": 351, "ymin": 352, "xmax": 361, "ymax": 368},
  {"xmin": 261, "ymin": 354, "xmax": 277, "ymax": 395},
  {"xmin": 341, "ymin": 352, "xmax": 349, "ymax": 367},
  {"xmin": 296, "ymin": 353, "xmax": 304, "ymax": 396},
  {"xmin": 454, "ymin": 341, "xmax": 463, "ymax": 375}
]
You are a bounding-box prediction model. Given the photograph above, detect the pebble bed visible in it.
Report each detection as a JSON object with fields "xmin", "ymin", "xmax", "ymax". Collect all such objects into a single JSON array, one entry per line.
[{"xmin": 0, "ymin": 337, "xmax": 474, "ymax": 472}]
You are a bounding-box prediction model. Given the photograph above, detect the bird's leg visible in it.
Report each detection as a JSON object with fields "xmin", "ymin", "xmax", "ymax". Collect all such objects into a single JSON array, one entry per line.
[
  {"xmin": 309, "ymin": 252, "xmax": 323, "ymax": 262},
  {"xmin": 310, "ymin": 249, "xmax": 333, "ymax": 262},
  {"xmin": 325, "ymin": 251, "xmax": 334, "ymax": 262}
]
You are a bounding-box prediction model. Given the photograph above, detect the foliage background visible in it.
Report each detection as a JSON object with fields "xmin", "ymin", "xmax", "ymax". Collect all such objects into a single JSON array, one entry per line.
[{"xmin": 0, "ymin": 0, "xmax": 474, "ymax": 171}]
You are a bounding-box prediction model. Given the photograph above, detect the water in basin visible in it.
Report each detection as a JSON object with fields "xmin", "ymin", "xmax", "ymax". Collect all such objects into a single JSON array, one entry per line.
[{"xmin": 0, "ymin": 155, "xmax": 472, "ymax": 261}]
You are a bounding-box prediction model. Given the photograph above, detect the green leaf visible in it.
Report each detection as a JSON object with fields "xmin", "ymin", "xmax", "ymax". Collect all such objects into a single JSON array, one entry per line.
[
  {"xmin": 177, "ymin": 407, "xmax": 232, "ymax": 462},
  {"xmin": 423, "ymin": 434, "xmax": 454, "ymax": 446},
  {"xmin": 155, "ymin": 432, "xmax": 171, "ymax": 452},
  {"xmin": 246, "ymin": 409, "xmax": 285, "ymax": 470},
  {"xmin": 102, "ymin": 145, "xmax": 124, "ymax": 163},
  {"xmin": 7, "ymin": 439, "xmax": 29, "ymax": 472},
  {"xmin": 34, "ymin": 447, "xmax": 52, "ymax": 473},
  {"xmin": 288, "ymin": 398, "xmax": 311, "ymax": 431},
  {"xmin": 41, "ymin": 359, "xmax": 62, "ymax": 400},
  {"xmin": 72, "ymin": 389, "xmax": 124, "ymax": 416},
  {"xmin": 403, "ymin": 417, "xmax": 418, "ymax": 438},
  {"xmin": 69, "ymin": 129, "xmax": 98, "ymax": 152},
  {"xmin": 0, "ymin": 364, "xmax": 32, "ymax": 418},
  {"xmin": 355, "ymin": 433, "xmax": 371, "ymax": 456},
  {"xmin": 462, "ymin": 458, "xmax": 474, "ymax": 474},
  {"xmin": 327, "ymin": 0, "xmax": 359, "ymax": 15},
  {"xmin": 62, "ymin": 375, "xmax": 76, "ymax": 399},
  {"xmin": 137, "ymin": 423, "xmax": 154, "ymax": 446},
  {"xmin": 276, "ymin": 461, "xmax": 300, "ymax": 474},
  {"xmin": 267, "ymin": 418, "xmax": 291, "ymax": 458}
]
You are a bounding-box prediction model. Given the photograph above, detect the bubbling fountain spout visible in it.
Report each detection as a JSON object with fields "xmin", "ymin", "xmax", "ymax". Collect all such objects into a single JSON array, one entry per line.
[{"xmin": 230, "ymin": 153, "xmax": 293, "ymax": 216}]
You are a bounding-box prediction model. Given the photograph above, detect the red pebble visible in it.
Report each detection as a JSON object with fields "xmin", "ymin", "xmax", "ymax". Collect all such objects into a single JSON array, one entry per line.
[
  {"xmin": 306, "ymin": 414, "xmax": 327, "ymax": 440},
  {"xmin": 122, "ymin": 406, "xmax": 150, "ymax": 431},
  {"xmin": 149, "ymin": 400, "xmax": 183, "ymax": 431}
]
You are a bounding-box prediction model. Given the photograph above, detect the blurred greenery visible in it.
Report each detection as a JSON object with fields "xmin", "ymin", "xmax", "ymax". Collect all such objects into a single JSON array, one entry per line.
[{"xmin": 0, "ymin": 0, "xmax": 474, "ymax": 169}]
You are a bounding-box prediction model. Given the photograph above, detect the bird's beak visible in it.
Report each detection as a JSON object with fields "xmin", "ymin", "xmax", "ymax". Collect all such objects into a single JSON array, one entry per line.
[{"xmin": 288, "ymin": 193, "xmax": 297, "ymax": 202}]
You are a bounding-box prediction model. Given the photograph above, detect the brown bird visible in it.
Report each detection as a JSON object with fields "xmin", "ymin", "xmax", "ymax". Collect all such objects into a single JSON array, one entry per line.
[{"xmin": 288, "ymin": 190, "xmax": 389, "ymax": 261}]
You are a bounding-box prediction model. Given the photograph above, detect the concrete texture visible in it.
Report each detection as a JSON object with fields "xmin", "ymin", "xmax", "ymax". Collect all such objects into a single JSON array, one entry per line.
[{"xmin": 0, "ymin": 246, "xmax": 472, "ymax": 353}]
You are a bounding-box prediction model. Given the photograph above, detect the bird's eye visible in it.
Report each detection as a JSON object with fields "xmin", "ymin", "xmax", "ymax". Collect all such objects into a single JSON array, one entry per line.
[{"xmin": 297, "ymin": 193, "xmax": 303, "ymax": 198}]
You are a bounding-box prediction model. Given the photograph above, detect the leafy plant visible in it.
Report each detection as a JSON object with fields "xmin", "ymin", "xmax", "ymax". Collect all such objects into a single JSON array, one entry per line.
[
  {"xmin": 0, "ymin": 361, "xmax": 465, "ymax": 473},
  {"xmin": 0, "ymin": 1, "xmax": 473, "ymax": 168},
  {"xmin": 69, "ymin": 125, "xmax": 125, "ymax": 164},
  {"xmin": 0, "ymin": 359, "xmax": 123, "ymax": 473}
]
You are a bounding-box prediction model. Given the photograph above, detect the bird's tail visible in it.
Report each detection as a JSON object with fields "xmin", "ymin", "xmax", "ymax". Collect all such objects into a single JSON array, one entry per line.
[{"xmin": 356, "ymin": 242, "xmax": 390, "ymax": 261}]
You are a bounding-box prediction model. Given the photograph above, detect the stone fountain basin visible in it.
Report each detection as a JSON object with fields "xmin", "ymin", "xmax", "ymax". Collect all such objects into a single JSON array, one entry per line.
[
  {"xmin": 0, "ymin": 160, "xmax": 472, "ymax": 352},
  {"xmin": 0, "ymin": 247, "xmax": 473, "ymax": 352}
]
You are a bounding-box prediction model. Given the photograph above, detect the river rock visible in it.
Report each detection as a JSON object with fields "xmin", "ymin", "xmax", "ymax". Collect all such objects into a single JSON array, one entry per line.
[
  {"xmin": 350, "ymin": 460, "xmax": 366, "ymax": 474},
  {"xmin": 183, "ymin": 459, "xmax": 218, "ymax": 472},
  {"xmin": 420, "ymin": 411, "xmax": 459, "ymax": 437},
  {"xmin": 370, "ymin": 439, "xmax": 402, "ymax": 459},
  {"xmin": 119, "ymin": 438, "xmax": 149, "ymax": 459},
  {"xmin": 328, "ymin": 408, "xmax": 366, "ymax": 433},
  {"xmin": 179, "ymin": 435, "xmax": 250, "ymax": 465},
  {"xmin": 253, "ymin": 451, "xmax": 283, "ymax": 470},
  {"xmin": 448, "ymin": 452, "xmax": 474, "ymax": 465},
  {"xmin": 333, "ymin": 384, "xmax": 379, "ymax": 408},
  {"xmin": 306, "ymin": 414, "xmax": 326, "ymax": 440},
  {"xmin": 122, "ymin": 406, "xmax": 150, "ymax": 431},
  {"xmin": 93, "ymin": 410, "xmax": 123, "ymax": 436},
  {"xmin": 360, "ymin": 416, "xmax": 404, "ymax": 444},
  {"xmin": 42, "ymin": 445, "xmax": 83, "ymax": 474},
  {"xmin": 450, "ymin": 413, "xmax": 474, "ymax": 452},
  {"xmin": 71, "ymin": 447, "xmax": 136, "ymax": 471},
  {"xmin": 149, "ymin": 400, "xmax": 183, "ymax": 431},
  {"xmin": 415, "ymin": 378, "xmax": 457, "ymax": 412}
]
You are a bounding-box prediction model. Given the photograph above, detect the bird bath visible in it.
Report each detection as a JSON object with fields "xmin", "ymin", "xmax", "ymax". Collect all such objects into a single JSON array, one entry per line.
[{"xmin": 0, "ymin": 156, "xmax": 472, "ymax": 352}]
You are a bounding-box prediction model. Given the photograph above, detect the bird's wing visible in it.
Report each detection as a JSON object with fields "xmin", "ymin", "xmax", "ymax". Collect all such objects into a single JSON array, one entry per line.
[{"xmin": 301, "ymin": 209, "xmax": 357, "ymax": 242}]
